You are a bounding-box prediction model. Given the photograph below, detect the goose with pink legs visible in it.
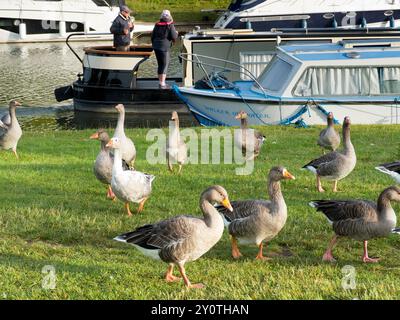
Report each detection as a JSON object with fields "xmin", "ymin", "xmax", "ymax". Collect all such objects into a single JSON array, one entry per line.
[{"xmin": 309, "ymin": 186, "xmax": 400, "ymax": 263}]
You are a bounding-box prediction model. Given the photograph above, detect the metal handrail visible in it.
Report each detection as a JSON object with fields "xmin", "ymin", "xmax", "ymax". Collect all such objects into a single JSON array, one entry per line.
[
  {"xmin": 66, "ymin": 32, "xmax": 112, "ymax": 63},
  {"xmin": 179, "ymin": 53, "xmax": 268, "ymax": 97},
  {"xmin": 65, "ymin": 31, "xmax": 147, "ymax": 64}
]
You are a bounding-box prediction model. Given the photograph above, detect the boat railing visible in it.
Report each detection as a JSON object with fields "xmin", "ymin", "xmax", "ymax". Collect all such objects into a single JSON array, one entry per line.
[
  {"xmin": 179, "ymin": 53, "xmax": 268, "ymax": 97},
  {"xmin": 65, "ymin": 32, "xmax": 149, "ymax": 64}
]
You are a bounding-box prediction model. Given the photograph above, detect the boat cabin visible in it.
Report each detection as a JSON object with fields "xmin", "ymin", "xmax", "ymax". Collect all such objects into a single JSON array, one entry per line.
[
  {"xmin": 252, "ymin": 39, "xmax": 400, "ymax": 99},
  {"xmin": 81, "ymin": 45, "xmax": 154, "ymax": 89}
]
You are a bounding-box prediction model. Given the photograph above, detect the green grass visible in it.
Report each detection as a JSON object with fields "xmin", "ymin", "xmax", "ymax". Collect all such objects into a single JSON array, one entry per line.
[
  {"xmin": 1, "ymin": 125, "xmax": 400, "ymax": 299},
  {"xmin": 126, "ymin": 0, "xmax": 230, "ymax": 23}
]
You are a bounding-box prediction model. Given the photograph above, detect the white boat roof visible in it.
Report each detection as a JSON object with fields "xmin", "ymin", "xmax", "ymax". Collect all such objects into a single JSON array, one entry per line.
[{"xmin": 278, "ymin": 39, "xmax": 400, "ymax": 61}]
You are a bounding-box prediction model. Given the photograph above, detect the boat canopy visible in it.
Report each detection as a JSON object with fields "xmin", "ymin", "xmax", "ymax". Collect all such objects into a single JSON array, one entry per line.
[{"xmin": 252, "ymin": 39, "xmax": 400, "ymax": 97}]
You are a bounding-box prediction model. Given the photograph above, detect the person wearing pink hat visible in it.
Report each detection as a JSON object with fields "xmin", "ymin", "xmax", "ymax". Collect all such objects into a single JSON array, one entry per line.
[{"xmin": 151, "ymin": 10, "xmax": 178, "ymax": 89}]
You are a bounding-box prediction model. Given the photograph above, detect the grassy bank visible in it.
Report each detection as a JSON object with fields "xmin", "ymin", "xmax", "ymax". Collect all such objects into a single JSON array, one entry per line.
[
  {"xmin": 126, "ymin": 0, "xmax": 229, "ymax": 23},
  {"xmin": 0, "ymin": 125, "xmax": 400, "ymax": 299}
]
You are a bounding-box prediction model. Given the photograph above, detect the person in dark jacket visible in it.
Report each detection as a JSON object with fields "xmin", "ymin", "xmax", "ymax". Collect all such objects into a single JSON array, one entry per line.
[
  {"xmin": 110, "ymin": 5, "xmax": 134, "ymax": 52},
  {"xmin": 151, "ymin": 10, "xmax": 178, "ymax": 89}
]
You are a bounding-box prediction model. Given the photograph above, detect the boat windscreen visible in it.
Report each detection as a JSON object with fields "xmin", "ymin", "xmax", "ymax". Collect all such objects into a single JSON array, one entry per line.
[
  {"xmin": 228, "ymin": 0, "xmax": 265, "ymax": 12},
  {"xmin": 91, "ymin": 0, "xmax": 124, "ymax": 7},
  {"xmin": 255, "ymin": 56, "xmax": 294, "ymax": 92}
]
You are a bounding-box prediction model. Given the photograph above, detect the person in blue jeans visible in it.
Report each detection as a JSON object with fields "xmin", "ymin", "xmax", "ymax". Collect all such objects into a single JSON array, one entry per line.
[
  {"xmin": 110, "ymin": 5, "xmax": 134, "ymax": 52},
  {"xmin": 151, "ymin": 10, "xmax": 178, "ymax": 89}
]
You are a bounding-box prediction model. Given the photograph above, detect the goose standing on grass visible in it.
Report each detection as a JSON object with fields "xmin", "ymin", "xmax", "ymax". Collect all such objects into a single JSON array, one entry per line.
[
  {"xmin": 216, "ymin": 166, "xmax": 295, "ymax": 260},
  {"xmin": 90, "ymin": 129, "xmax": 129, "ymax": 200},
  {"xmin": 166, "ymin": 111, "xmax": 187, "ymax": 174},
  {"xmin": 114, "ymin": 185, "xmax": 233, "ymax": 289},
  {"xmin": 375, "ymin": 161, "xmax": 400, "ymax": 183},
  {"xmin": 234, "ymin": 110, "xmax": 265, "ymax": 161},
  {"xmin": 309, "ymin": 186, "xmax": 400, "ymax": 263},
  {"xmin": 317, "ymin": 112, "xmax": 340, "ymax": 153},
  {"xmin": 303, "ymin": 117, "xmax": 356, "ymax": 193},
  {"xmin": 114, "ymin": 104, "xmax": 136, "ymax": 167},
  {"xmin": 0, "ymin": 100, "xmax": 22, "ymax": 159},
  {"xmin": 106, "ymin": 137, "xmax": 154, "ymax": 216}
]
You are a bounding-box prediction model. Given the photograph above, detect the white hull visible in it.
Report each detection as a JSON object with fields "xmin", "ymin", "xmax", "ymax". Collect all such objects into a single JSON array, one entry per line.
[
  {"xmin": 178, "ymin": 89, "xmax": 400, "ymax": 126},
  {"xmin": 215, "ymin": 0, "xmax": 400, "ymax": 29},
  {"xmin": 0, "ymin": 0, "xmax": 153, "ymax": 43}
]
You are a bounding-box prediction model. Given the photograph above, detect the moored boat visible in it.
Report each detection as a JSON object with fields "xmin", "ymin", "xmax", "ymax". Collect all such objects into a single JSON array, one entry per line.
[
  {"xmin": 0, "ymin": 0, "xmax": 153, "ymax": 44},
  {"xmin": 214, "ymin": 0, "xmax": 400, "ymax": 31},
  {"xmin": 175, "ymin": 39, "xmax": 400, "ymax": 126},
  {"xmin": 55, "ymin": 40, "xmax": 190, "ymax": 120}
]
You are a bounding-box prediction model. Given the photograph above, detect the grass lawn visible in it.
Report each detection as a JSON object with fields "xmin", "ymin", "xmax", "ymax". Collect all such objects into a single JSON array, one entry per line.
[
  {"xmin": 125, "ymin": 0, "xmax": 230, "ymax": 23},
  {"xmin": 1, "ymin": 124, "xmax": 400, "ymax": 299}
]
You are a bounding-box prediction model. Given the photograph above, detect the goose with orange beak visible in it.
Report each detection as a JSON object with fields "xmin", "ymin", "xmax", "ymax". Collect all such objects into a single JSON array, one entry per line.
[
  {"xmin": 216, "ymin": 166, "xmax": 295, "ymax": 260},
  {"xmin": 114, "ymin": 185, "xmax": 232, "ymax": 289},
  {"xmin": 106, "ymin": 137, "xmax": 155, "ymax": 216},
  {"xmin": 89, "ymin": 129, "xmax": 130, "ymax": 200}
]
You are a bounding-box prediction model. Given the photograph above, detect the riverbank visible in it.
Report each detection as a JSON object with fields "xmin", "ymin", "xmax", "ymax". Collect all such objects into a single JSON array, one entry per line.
[
  {"xmin": 0, "ymin": 125, "xmax": 400, "ymax": 299},
  {"xmin": 126, "ymin": 0, "xmax": 229, "ymax": 23}
]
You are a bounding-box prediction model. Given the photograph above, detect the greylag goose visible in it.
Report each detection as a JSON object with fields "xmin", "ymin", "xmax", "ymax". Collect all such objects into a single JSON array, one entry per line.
[
  {"xmin": 0, "ymin": 100, "xmax": 22, "ymax": 159},
  {"xmin": 234, "ymin": 110, "xmax": 265, "ymax": 161},
  {"xmin": 375, "ymin": 161, "xmax": 400, "ymax": 183},
  {"xmin": 90, "ymin": 129, "xmax": 129, "ymax": 200},
  {"xmin": 303, "ymin": 117, "xmax": 356, "ymax": 192},
  {"xmin": 114, "ymin": 104, "xmax": 136, "ymax": 167},
  {"xmin": 309, "ymin": 186, "xmax": 400, "ymax": 263},
  {"xmin": 166, "ymin": 111, "xmax": 187, "ymax": 174},
  {"xmin": 317, "ymin": 112, "xmax": 340, "ymax": 153},
  {"xmin": 106, "ymin": 137, "xmax": 154, "ymax": 216},
  {"xmin": 114, "ymin": 185, "xmax": 233, "ymax": 289},
  {"xmin": 216, "ymin": 166, "xmax": 295, "ymax": 260}
]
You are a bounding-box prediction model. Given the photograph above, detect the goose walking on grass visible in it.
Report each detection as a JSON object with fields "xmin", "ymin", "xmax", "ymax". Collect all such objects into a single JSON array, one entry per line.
[
  {"xmin": 166, "ymin": 111, "xmax": 187, "ymax": 174},
  {"xmin": 234, "ymin": 110, "xmax": 265, "ymax": 161},
  {"xmin": 114, "ymin": 185, "xmax": 233, "ymax": 289},
  {"xmin": 114, "ymin": 104, "xmax": 136, "ymax": 167},
  {"xmin": 317, "ymin": 112, "xmax": 340, "ymax": 153},
  {"xmin": 90, "ymin": 129, "xmax": 129, "ymax": 200},
  {"xmin": 0, "ymin": 100, "xmax": 22, "ymax": 159},
  {"xmin": 375, "ymin": 161, "xmax": 400, "ymax": 183},
  {"xmin": 216, "ymin": 166, "xmax": 295, "ymax": 260},
  {"xmin": 309, "ymin": 186, "xmax": 400, "ymax": 263},
  {"xmin": 106, "ymin": 137, "xmax": 154, "ymax": 216},
  {"xmin": 303, "ymin": 117, "xmax": 356, "ymax": 193}
]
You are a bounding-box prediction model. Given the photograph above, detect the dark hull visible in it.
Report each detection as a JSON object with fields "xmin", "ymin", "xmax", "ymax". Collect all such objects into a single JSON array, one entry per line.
[{"xmin": 73, "ymin": 78, "xmax": 192, "ymax": 114}]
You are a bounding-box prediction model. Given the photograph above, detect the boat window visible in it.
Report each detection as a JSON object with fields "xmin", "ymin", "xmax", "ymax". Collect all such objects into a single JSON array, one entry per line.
[
  {"xmin": 293, "ymin": 66, "xmax": 400, "ymax": 96},
  {"xmin": 379, "ymin": 67, "xmax": 400, "ymax": 94},
  {"xmin": 256, "ymin": 56, "xmax": 293, "ymax": 92},
  {"xmin": 83, "ymin": 68, "xmax": 133, "ymax": 88},
  {"xmin": 239, "ymin": 52, "xmax": 275, "ymax": 80}
]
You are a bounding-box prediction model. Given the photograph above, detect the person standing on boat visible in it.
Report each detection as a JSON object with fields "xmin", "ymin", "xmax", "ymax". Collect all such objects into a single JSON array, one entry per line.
[
  {"xmin": 110, "ymin": 5, "xmax": 134, "ymax": 52},
  {"xmin": 151, "ymin": 10, "xmax": 178, "ymax": 89}
]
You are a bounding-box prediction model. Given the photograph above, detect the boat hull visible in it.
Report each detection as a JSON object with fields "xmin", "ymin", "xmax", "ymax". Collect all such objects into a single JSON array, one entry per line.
[
  {"xmin": 176, "ymin": 87, "xmax": 400, "ymax": 126},
  {"xmin": 72, "ymin": 79, "xmax": 194, "ymax": 122}
]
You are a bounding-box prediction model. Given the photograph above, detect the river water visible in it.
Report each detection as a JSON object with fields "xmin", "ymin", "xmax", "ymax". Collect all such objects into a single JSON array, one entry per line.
[{"xmin": 0, "ymin": 36, "xmax": 184, "ymax": 130}]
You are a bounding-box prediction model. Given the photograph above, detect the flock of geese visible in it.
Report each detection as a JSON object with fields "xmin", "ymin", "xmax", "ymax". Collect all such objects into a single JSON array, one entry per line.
[{"xmin": 1, "ymin": 100, "xmax": 400, "ymax": 289}]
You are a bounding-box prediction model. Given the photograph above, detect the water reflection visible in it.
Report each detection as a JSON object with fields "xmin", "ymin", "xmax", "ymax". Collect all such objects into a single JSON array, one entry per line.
[{"xmin": 0, "ymin": 36, "xmax": 190, "ymax": 129}]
